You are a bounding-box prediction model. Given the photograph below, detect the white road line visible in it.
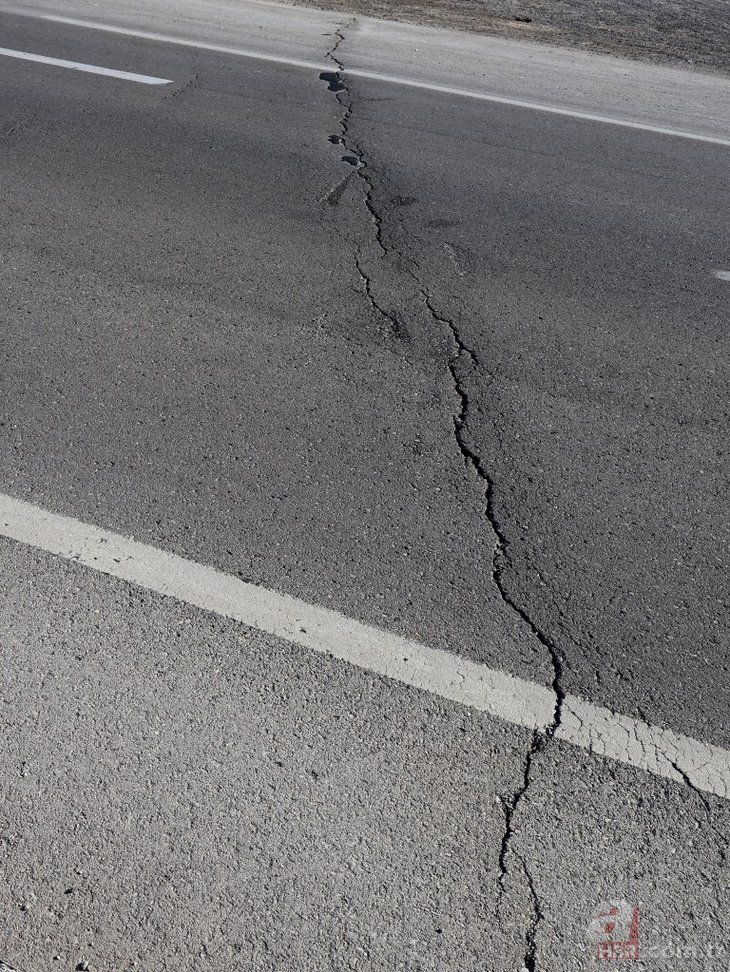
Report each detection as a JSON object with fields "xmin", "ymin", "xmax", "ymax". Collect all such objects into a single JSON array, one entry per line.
[
  {"xmin": 39, "ymin": 15, "xmax": 330, "ymax": 72},
  {"xmin": 713, "ymin": 269, "xmax": 730, "ymax": 280},
  {"xmin": 351, "ymin": 69, "xmax": 730, "ymax": 147},
  {"xmin": 1, "ymin": 491, "xmax": 728, "ymax": 800},
  {"xmin": 0, "ymin": 45, "xmax": 172, "ymax": 84},
  {"xmin": 32, "ymin": 14, "xmax": 730, "ymax": 147}
]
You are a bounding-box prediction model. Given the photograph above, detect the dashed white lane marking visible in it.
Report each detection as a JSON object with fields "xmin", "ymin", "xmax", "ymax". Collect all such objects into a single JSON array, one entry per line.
[
  {"xmin": 713, "ymin": 269, "xmax": 730, "ymax": 280},
  {"xmin": 0, "ymin": 45, "xmax": 172, "ymax": 83},
  {"xmin": 1, "ymin": 491, "xmax": 728, "ymax": 800},
  {"xmin": 34, "ymin": 15, "xmax": 730, "ymax": 147}
]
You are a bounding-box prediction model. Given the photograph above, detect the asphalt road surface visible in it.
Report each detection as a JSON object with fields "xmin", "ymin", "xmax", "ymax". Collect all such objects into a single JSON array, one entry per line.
[{"xmin": 0, "ymin": 2, "xmax": 728, "ymax": 970}]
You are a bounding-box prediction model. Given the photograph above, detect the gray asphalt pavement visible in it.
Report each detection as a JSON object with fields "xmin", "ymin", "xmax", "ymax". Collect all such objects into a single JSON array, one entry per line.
[
  {"xmin": 0, "ymin": 2, "xmax": 728, "ymax": 970},
  {"xmin": 3, "ymin": 539, "xmax": 729, "ymax": 971}
]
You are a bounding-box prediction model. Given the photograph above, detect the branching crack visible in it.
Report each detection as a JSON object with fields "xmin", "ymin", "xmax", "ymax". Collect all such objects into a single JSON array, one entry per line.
[
  {"xmin": 320, "ymin": 26, "xmax": 569, "ymax": 971},
  {"xmin": 323, "ymin": 25, "xmax": 387, "ymax": 253},
  {"xmin": 320, "ymin": 23, "xmax": 408, "ymax": 337},
  {"xmin": 422, "ymin": 290, "xmax": 563, "ymax": 969},
  {"xmin": 422, "ymin": 293, "xmax": 565, "ymax": 732},
  {"xmin": 354, "ymin": 251, "xmax": 404, "ymax": 338},
  {"xmin": 667, "ymin": 758, "xmax": 728, "ymax": 865}
]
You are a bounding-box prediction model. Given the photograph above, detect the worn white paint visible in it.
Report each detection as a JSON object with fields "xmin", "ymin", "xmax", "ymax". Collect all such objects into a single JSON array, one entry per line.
[{"xmin": 1, "ymin": 492, "xmax": 727, "ymax": 799}]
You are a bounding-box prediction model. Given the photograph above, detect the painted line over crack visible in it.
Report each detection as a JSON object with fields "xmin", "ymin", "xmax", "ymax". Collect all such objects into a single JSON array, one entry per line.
[
  {"xmin": 1, "ymin": 491, "xmax": 728, "ymax": 800},
  {"xmin": 29, "ymin": 14, "xmax": 730, "ymax": 147},
  {"xmin": 0, "ymin": 45, "xmax": 172, "ymax": 83}
]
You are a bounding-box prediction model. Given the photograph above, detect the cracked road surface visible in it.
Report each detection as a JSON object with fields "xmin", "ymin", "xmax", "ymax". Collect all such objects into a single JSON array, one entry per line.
[{"xmin": 0, "ymin": 1, "xmax": 729, "ymax": 970}]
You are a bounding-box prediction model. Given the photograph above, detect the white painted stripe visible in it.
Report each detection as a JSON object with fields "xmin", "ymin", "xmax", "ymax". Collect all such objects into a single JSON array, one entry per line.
[
  {"xmin": 39, "ymin": 15, "xmax": 330, "ymax": 72},
  {"xmin": 0, "ymin": 45, "xmax": 171, "ymax": 84},
  {"xmin": 713, "ymin": 269, "xmax": 730, "ymax": 281},
  {"xmin": 350, "ymin": 69, "xmax": 730, "ymax": 147},
  {"xmin": 37, "ymin": 14, "xmax": 730, "ymax": 147},
  {"xmin": 0, "ymin": 491, "xmax": 728, "ymax": 800}
]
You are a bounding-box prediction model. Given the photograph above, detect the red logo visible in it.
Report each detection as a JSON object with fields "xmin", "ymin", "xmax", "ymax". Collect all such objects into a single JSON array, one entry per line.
[{"xmin": 587, "ymin": 901, "xmax": 639, "ymax": 961}]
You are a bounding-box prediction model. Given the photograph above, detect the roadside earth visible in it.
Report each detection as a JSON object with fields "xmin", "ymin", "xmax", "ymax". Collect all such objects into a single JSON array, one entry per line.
[{"xmin": 279, "ymin": 0, "xmax": 730, "ymax": 75}]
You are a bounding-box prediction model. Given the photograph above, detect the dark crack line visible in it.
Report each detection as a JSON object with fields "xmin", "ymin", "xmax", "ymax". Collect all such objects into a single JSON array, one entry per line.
[
  {"xmin": 323, "ymin": 24, "xmax": 374, "ymax": 232},
  {"xmin": 321, "ymin": 28, "xmax": 565, "ymax": 970},
  {"xmin": 354, "ymin": 250, "xmax": 404, "ymax": 338},
  {"xmin": 324, "ymin": 43, "xmax": 388, "ymax": 260},
  {"xmin": 518, "ymin": 851, "xmax": 544, "ymax": 972},
  {"xmin": 159, "ymin": 49, "xmax": 200, "ymax": 102},
  {"xmin": 422, "ymin": 290, "xmax": 562, "ymax": 968},
  {"xmin": 422, "ymin": 293, "xmax": 565, "ymax": 737},
  {"xmin": 667, "ymin": 758, "xmax": 728, "ymax": 866},
  {"xmin": 497, "ymin": 734, "xmax": 539, "ymax": 894},
  {"xmin": 495, "ymin": 733, "xmax": 551, "ymax": 969},
  {"xmin": 633, "ymin": 706, "xmax": 727, "ymax": 865},
  {"xmin": 316, "ymin": 33, "xmax": 726, "ymax": 969},
  {"xmin": 167, "ymin": 73, "xmax": 199, "ymax": 99},
  {"xmin": 320, "ymin": 24, "xmax": 407, "ymax": 338}
]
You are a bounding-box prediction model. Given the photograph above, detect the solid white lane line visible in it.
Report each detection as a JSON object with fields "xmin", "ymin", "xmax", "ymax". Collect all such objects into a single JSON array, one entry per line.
[
  {"xmin": 350, "ymin": 69, "xmax": 730, "ymax": 148},
  {"xmin": 36, "ymin": 14, "xmax": 730, "ymax": 147},
  {"xmin": 39, "ymin": 15, "xmax": 330, "ymax": 72},
  {"xmin": 713, "ymin": 269, "xmax": 730, "ymax": 280},
  {"xmin": 0, "ymin": 45, "xmax": 172, "ymax": 84},
  {"xmin": 1, "ymin": 492, "xmax": 728, "ymax": 800}
]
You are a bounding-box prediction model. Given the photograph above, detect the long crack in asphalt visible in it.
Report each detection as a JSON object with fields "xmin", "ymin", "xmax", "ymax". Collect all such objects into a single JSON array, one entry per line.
[
  {"xmin": 422, "ymin": 293, "xmax": 567, "ymax": 957},
  {"xmin": 319, "ymin": 25, "xmax": 566, "ymax": 969},
  {"xmin": 321, "ymin": 26, "xmax": 405, "ymax": 338}
]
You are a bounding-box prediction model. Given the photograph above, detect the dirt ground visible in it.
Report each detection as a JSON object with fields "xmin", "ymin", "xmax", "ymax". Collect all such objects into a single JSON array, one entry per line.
[{"xmin": 285, "ymin": 0, "xmax": 730, "ymax": 74}]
